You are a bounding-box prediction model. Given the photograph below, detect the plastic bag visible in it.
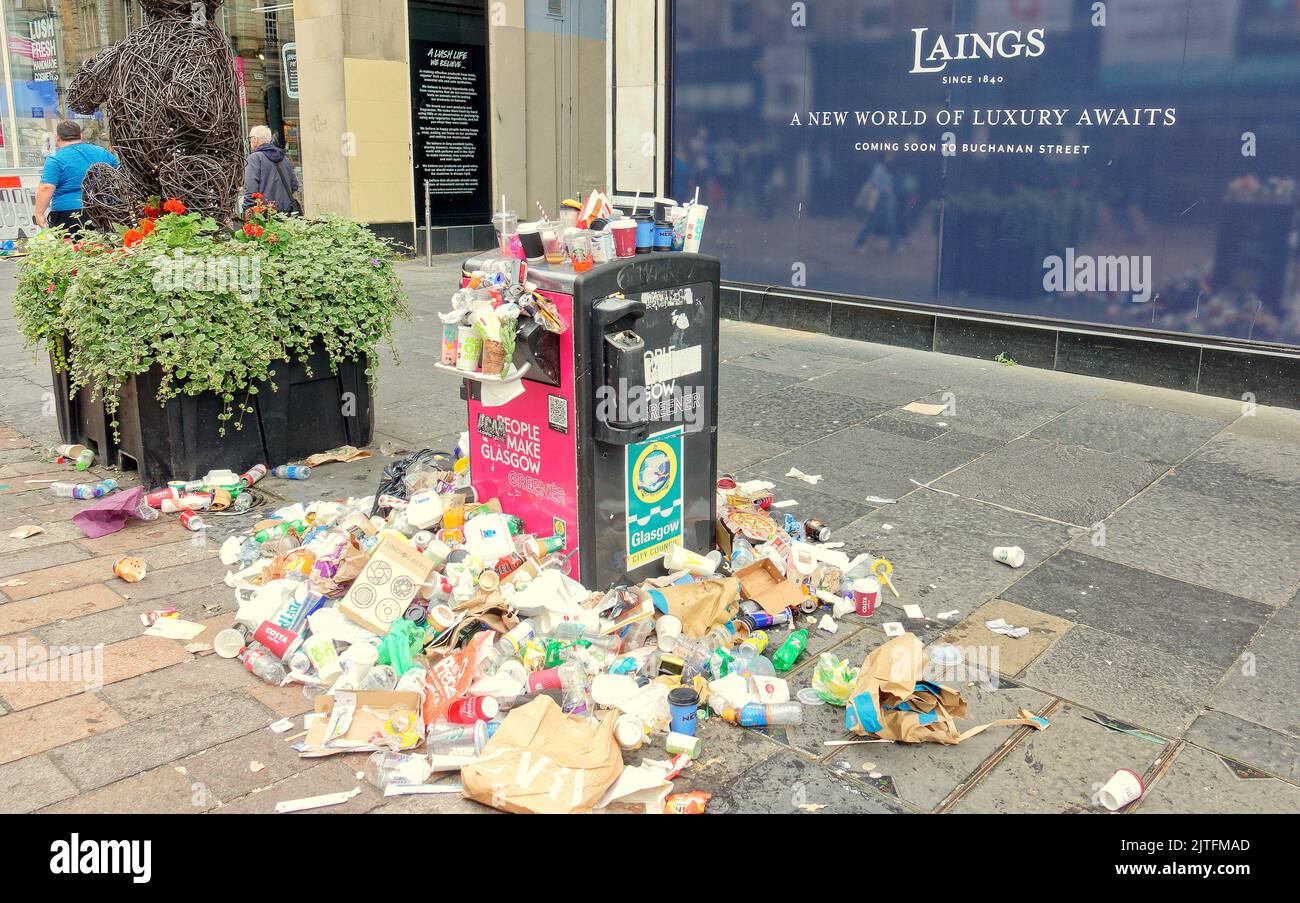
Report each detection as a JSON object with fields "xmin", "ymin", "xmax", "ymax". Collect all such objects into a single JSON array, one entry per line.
[{"xmin": 812, "ymin": 652, "xmax": 858, "ymax": 706}]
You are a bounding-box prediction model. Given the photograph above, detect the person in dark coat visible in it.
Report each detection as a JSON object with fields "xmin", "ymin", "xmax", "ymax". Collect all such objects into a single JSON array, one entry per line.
[{"xmin": 243, "ymin": 125, "xmax": 299, "ymax": 214}]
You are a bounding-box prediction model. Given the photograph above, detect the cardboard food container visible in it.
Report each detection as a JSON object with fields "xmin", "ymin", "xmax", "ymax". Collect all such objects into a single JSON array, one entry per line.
[
  {"xmin": 735, "ymin": 559, "xmax": 805, "ymax": 616},
  {"xmin": 301, "ymin": 690, "xmax": 423, "ymax": 756},
  {"xmin": 339, "ymin": 534, "xmax": 435, "ymax": 635}
]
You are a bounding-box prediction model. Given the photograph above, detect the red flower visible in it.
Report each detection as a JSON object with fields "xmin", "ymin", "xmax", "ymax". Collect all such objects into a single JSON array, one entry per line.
[
  {"xmin": 243, "ymin": 223, "xmax": 264, "ymax": 238},
  {"xmin": 251, "ymin": 193, "xmax": 264, "ymax": 200},
  {"xmin": 162, "ymin": 199, "xmax": 187, "ymax": 215},
  {"xmin": 143, "ymin": 205, "xmax": 161, "ymax": 218},
  {"xmin": 46, "ymin": 282, "xmax": 56, "ymax": 294},
  {"xmin": 123, "ymin": 229, "xmax": 144, "ymax": 247},
  {"xmin": 139, "ymin": 218, "xmax": 156, "ymax": 236}
]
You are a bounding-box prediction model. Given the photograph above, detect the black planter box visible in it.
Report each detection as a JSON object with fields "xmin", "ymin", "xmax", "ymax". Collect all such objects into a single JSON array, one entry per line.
[
  {"xmin": 50, "ymin": 336, "xmax": 120, "ymax": 467},
  {"xmin": 74, "ymin": 340, "xmax": 372, "ymax": 487}
]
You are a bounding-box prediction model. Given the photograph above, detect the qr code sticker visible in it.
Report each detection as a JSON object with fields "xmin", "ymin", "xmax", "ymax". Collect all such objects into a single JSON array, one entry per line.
[{"xmin": 548, "ymin": 395, "xmax": 569, "ymax": 434}]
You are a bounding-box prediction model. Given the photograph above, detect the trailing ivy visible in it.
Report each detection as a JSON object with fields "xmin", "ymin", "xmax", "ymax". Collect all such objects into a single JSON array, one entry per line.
[{"xmin": 15, "ymin": 207, "xmax": 410, "ymax": 436}]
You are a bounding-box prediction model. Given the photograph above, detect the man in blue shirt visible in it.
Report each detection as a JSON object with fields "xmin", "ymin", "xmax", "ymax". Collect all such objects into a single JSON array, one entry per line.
[{"xmin": 35, "ymin": 121, "xmax": 120, "ymax": 232}]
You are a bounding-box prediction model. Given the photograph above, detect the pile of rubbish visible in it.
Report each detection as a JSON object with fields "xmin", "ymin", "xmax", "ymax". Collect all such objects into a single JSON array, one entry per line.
[{"xmin": 162, "ymin": 442, "xmax": 1050, "ymax": 815}]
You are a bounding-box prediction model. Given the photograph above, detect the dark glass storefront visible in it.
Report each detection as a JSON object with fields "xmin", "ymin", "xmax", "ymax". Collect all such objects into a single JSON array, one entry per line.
[{"xmin": 671, "ymin": 0, "xmax": 1300, "ymax": 353}]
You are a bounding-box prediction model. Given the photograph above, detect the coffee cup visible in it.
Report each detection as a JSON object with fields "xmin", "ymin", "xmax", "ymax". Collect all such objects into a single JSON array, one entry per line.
[
  {"xmin": 668, "ymin": 686, "xmax": 700, "ymax": 736},
  {"xmin": 1098, "ymin": 768, "xmax": 1144, "ymax": 811},
  {"xmin": 516, "ymin": 221, "xmax": 545, "ymax": 262},
  {"xmin": 993, "ymin": 546, "xmax": 1026, "ymax": 568},
  {"xmin": 853, "ymin": 576, "xmax": 881, "ymax": 617},
  {"xmin": 634, "ymin": 213, "xmax": 655, "ymax": 253},
  {"xmin": 610, "ymin": 218, "xmax": 637, "ymax": 258},
  {"xmin": 656, "ymin": 614, "xmax": 683, "ymax": 652}
]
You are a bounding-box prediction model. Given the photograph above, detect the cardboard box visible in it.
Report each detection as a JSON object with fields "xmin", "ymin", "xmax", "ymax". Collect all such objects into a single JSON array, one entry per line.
[
  {"xmin": 735, "ymin": 559, "xmax": 805, "ymax": 616},
  {"xmin": 339, "ymin": 534, "xmax": 435, "ymax": 635},
  {"xmin": 302, "ymin": 690, "xmax": 423, "ymax": 756}
]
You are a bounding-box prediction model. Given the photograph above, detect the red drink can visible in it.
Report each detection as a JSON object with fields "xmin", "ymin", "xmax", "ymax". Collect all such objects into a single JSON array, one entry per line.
[
  {"xmin": 447, "ymin": 695, "xmax": 500, "ymax": 724},
  {"xmin": 240, "ymin": 464, "xmax": 269, "ymax": 487},
  {"xmin": 145, "ymin": 487, "xmax": 178, "ymax": 509}
]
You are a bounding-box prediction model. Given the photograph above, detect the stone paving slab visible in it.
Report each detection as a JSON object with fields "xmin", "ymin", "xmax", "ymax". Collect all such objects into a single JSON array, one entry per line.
[
  {"xmin": 1138, "ymin": 743, "xmax": 1300, "ymax": 814},
  {"xmin": 1183, "ymin": 708, "xmax": 1300, "ymax": 785},
  {"xmin": 950, "ymin": 704, "xmax": 1170, "ymax": 814},
  {"xmin": 0, "ymin": 753, "xmax": 80, "ymax": 813},
  {"xmin": 1020, "ymin": 625, "xmax": 1225, "ymax": 737}
]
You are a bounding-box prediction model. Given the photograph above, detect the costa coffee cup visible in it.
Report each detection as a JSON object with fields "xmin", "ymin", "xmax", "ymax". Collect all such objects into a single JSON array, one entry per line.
[
  {"xmin": 993, "ymin": 546, "xmax": 1026, "ymax": 568},
  {"xmin": 610, "ymin": 218, "xmax": 637, "ymax": 258},
  {"xmin": 447, "ymin": 695, "xmax": 500, "ymax": 724},
  {"xmin": 1099, "ymin": 768, "xmax": 1144, "ymax": 811},
  {"xmin": 852, "ymin": 577, "xmax": 881, "ymax": 617}
]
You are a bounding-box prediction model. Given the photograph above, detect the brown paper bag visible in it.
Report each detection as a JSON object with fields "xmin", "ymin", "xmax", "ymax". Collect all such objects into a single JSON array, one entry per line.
[
  {"xmin": 647, "ymin": 577, "xmax": 740, "ymax": 638},
  {"xmin": 845, "ymin": 633, "xmax": 1048, "ymax": 745},
  {"xmin": 461, "ymin": 696, "xmax": 624, "ymax": 814}
]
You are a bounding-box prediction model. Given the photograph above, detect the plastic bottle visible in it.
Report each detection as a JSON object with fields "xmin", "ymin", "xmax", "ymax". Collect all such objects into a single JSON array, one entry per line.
[
  {"xmin": 255, "ymin": 520, "xmax": 305, "ymax": 543},
  {"xmin": 558, "ymin": 660, "xmax": 593, "ymax": 715},
  {"xmin": 772, "ymin": 629, "xmax": 810, "ymax": 672},
  {"xmin": 74, "ymin": 448, "xmax": 95, "ymax": 471},
  {"xmin": 364, "ymin": 750, "xmax": 433, "ymax": 789},
  {"xmin": 49, "ymin": 482, "xmax": 97, "ymax": 500},
  {"xmin": 272, "ymin": 465, "xmax": 312, "ymax": 480},
  {"xmin": 704, "ymin": 624, "xmax": 736, "ymax": 652},
  {"xmin": 358, "ymin": 664, "xmax": 399, "ymax": 691},
  {"xmin": 239, "ymin": 643, "xmax": 288, "ymax": 685},
  {"xmin": 673, "ymin": 636, "xmax": 713, "ymax": 680},
  {"xmin": 481, "ymin": 619, "xmax": 537, "ymax": 675},
  {"xmin": 621, "ymin": 620, "xmax": 655, "ymax": 651},
  {"xmin": 730, "ymin": 536, "xmax": 757, "ymax": 570},
  {"xmin": 721, "ymin": 702, "xmax": 804, "ymax": 727},
  {"xmin": 134, "ymin": 497, "xmax": 160, "ymax": 522}
]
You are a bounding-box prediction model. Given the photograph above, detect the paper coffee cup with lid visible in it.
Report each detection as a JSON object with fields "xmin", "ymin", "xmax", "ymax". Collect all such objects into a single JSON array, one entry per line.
[{"xmin": 993, "ymin": 546, "xmax": 1026, "ymax": 568}]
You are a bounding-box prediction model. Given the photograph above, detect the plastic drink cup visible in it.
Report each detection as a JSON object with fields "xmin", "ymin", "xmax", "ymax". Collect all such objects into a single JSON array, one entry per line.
[
  {"xmin": 565, "ymin": 227, "xmax": 594, "ymax": 272},
  {"xmin": 670, "ymin": 207, "xmax": 688, "ymax": 251},
  {"xmin": 213, "ymin": 628, "xmax": 246, "ymax": 659},
  {"xmin": 664, "ymin": 544, "xmax": 719, "ymax": 577},
  {"xmin": 492, "ymin": 211, "xmax": 518, "ymax": 257},
  {"xmin": 1099, "ymin": 768, "xmax": 1144, "ymax": 810},
  {"xmin": 517, "ymin": 222, "xmax": 545, "ymax": 261},
  {"xmin": 853, "ymin": 577, "xmax": 881, "ymax": 617},
  {"xmin": 440, "ymin": 315, "xmax": 460, "ymax": 366},
  {"xmin": 683, "ymin": 204, "xmax": 709, "ymax": 253},
  {"xmin": 540, "ymin": 221, "xmax": 567, "ymax": 264},
  {"xmin": 559, "ymin": 203, "xmax": 581, "ymax": 230},
  {"xmin": 668, "ymin": 686, "xmax": 700, "ymax": 736},
  {"xmin": 610, "ymin": 218, "xmax": 637, "ymax": 258},
  {"xmin": 442, "ymin": 495, "xmax": 467, "ymax": 532},
  {"xmin": 652, "ymin": 197, "xmax": 677, "ymax": 221}
]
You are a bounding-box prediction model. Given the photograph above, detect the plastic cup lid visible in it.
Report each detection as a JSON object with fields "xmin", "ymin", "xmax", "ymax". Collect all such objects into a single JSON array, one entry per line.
[
  {"xmin": 213, "ymin": 628, "xmax": 246, "ymax": 659},
  {"xmin": 797, "ymin": 688, "xmax": 825, "ymax": 706}
]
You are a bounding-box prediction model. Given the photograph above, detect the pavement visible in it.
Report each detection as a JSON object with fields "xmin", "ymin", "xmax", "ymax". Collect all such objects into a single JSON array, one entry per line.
[{"xmin": 1, "ymin": 254, "xmax": 1298, "ymax": 814}]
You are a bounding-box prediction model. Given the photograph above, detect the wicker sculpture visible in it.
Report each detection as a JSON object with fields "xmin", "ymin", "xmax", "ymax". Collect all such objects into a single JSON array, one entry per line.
[{"xmin": 67, "ymin": 0, "xmax": 243, "ymax": 230}]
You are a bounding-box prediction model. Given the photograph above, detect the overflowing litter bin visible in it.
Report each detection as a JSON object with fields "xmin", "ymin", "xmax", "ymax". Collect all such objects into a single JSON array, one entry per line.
[{"xmin": 454, "ymin": 250, "xmax": 722, "ymax": 590}]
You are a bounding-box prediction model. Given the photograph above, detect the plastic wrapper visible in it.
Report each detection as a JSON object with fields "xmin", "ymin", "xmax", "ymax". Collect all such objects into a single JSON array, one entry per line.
[{"xmin": 812, "ymin": 652, "xmax": 858, "ymax": 706}]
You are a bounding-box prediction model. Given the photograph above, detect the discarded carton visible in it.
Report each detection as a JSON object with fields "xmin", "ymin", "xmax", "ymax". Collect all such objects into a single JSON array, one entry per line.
[
  {"xmin": 339, "ymin": 533, "xmax": 435, "ymax": 635},
  {"xmin": 736, "ymin": 559, "xmax": 805, "ymax": 617},
  {"xmin": 301, "ymin": 690, "xmax": 424, "ymax": 756},
  {"xmin": 845, "ymin": 633, "xmax": 1049, "ymax": 745}
]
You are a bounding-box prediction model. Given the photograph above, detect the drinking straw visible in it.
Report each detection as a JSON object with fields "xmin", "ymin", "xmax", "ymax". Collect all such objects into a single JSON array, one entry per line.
[
  {"xmin": 693, "ymin": 186, "xmax": 700, "ymax": 206},
  {"xmin": 537, "ymin": 201, "xmax": 551, "ymax": 224}
]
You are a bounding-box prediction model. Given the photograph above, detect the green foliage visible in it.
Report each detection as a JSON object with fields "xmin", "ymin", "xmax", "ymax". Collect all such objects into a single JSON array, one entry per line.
[
  {"xmin": 14, "ymin": 212, "xmax": 410, "ymax": 436},
  {"xmin": 995, "ymin": 352, "xmax": 1019, "ymax": 367},
  {"xmin": 498, "ymin": 319, "xmax": 518, "ymax": 377}
]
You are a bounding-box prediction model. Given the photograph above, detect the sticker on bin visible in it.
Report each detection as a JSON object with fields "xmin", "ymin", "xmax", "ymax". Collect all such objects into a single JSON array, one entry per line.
[
  {"xmin": 643, "ymin": 346, "xmax": 703, "ymax": 384},
  {"xmin": 625, "ymin": 427, "xmax": 685, "ymax": 570}
]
